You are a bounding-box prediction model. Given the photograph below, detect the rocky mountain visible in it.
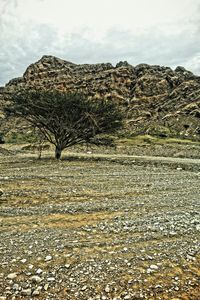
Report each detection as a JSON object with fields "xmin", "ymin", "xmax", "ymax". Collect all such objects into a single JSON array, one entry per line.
[{"xmin": 1, "ymin": 55, "xmax": 200, "ymax": 139}]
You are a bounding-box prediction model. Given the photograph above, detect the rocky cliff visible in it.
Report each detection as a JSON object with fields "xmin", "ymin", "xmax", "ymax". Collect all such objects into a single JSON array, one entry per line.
[{"xmin": 1, "ymin": 55, "xmax": 200, "ymax": 139}]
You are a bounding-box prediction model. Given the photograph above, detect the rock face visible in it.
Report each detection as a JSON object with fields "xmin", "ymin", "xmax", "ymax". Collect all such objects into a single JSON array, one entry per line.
[{"xmin": 1, "ymin": 55, "xmax": 200, "ymax": 139}]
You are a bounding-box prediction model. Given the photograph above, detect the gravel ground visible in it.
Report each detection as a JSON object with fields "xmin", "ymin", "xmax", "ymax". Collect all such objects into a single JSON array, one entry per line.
[{"xmin": 0, "ymin": 151, "xmax": 200, "ymax": 300}]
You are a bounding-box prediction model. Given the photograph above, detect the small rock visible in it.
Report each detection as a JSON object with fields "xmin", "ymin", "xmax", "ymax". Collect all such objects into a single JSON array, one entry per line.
[
  {"xmin": 175, "ymin": 277, "xmax": 179, "ymax": 281},
  {"xmin": 45, "ymin": 255, "xmax": 52, "ymax": 261},
  {"xmin": 43, "ymin": 283, "xmax": 49, "ymax": 291},
  {"xmin": 186, "ymin": 254, "xmax": 196, "ymax": 261},
  {"xmin": 31, "ymin": 275, "xmax": 42, "ymax": 283},
  {"xmin": 124, "ymin": 295, "xmax": 131, "ymax": 300},
  {"xmin": 7, "ymin": 273, "xmax": 17, "ymax": 280},
  {"xmin": 170, "ymin": 231, "xmax": 177, "ymax": 236},
  {"xmin": 196, "ymin": 224, "xmax": 200, "ymax": 231},
  {"xmin": 32, "ymin": 290, "xmax": 40, "ymax": 296},
  {"xmin": 28, "ymin": 264, "xmax": 34, "ymax": 269},
  {"xmin": 147, "ymin": 268, "xmax": 152, "ymax": 274},
  {"xmin": 105, "ymin": 285, "xmax": 110, "ymax": 293},
  {"xmin": 21, "ymin": 288, "xmax": 32, "ymax": 296},
  {"xmin": 36, "ymin": 268, "xmax": 43, "ymax": 274},
  {"xmin": 20, "ymin": 259, "xmax": 27, "ymax": 264},
  {"xmin": 150, "ymin": 265, "xmax": 159, "ymax": 270},
  {"xmin": 12, "ymin": 283, "xmax": 19, "ymax": 291},
  {"xmin": 81, "ymin": 285, "xmax": 87, "ymax": 291},
  {"xmin": 47, "ymin": 277, "xmax": 55, "ymax": 282},
  {"xmin": 65, "ymin": 264, "xmax": 71, "ymax": 269},
  {"xmin": 0, "ymin": 297, "xmax": 7, "ymax": 300},
  {"xmin": 0, "ymin": 189, "xmax": 3, "ymax": 196}
]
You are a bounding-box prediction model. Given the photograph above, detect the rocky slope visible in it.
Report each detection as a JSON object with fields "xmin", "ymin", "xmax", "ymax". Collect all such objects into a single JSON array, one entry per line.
[{"xmin": 1, "ymin": 55, "xmax": 200, "ymax": 139}]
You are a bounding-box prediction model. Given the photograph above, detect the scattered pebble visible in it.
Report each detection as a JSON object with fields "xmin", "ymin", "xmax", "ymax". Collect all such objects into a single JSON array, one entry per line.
[
  {"xmin": 45, "ymin": 255, "xmax": 52, "ymax": 261},
  {"xmin": 7, "ymin": 273, "xmax": 17, "ymax": 280}
]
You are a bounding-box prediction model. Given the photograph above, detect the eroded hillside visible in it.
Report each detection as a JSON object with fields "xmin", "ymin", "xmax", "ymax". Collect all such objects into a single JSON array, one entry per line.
[{"xmin": 1, "ymin": 56, "xmax": 200, "ymax": 139}]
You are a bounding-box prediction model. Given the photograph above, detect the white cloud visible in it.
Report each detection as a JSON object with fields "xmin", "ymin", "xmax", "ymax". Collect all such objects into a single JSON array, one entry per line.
[{"xmin": 0, "ymin": 0, "xmax": 200, "ymax": 85}]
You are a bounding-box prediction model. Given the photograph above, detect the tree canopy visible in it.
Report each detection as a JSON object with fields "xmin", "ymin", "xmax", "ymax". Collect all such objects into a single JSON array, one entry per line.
[{"xmin": 5, "ymin": 89, "xmax": 123, "ymax": 158}]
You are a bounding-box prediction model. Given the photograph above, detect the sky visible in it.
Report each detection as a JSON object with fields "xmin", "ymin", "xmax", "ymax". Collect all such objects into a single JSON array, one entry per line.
[{"xmin": 0, "ymin": 0, "xmax": 200, "ymax": 86}]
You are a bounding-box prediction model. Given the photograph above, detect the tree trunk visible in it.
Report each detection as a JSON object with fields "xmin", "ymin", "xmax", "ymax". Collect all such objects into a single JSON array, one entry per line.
[{"xmin": 55, "ymin": 146, "xmax": 62, "ymax": 159}]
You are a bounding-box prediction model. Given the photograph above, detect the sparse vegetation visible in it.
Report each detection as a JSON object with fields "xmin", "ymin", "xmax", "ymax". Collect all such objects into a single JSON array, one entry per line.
[{"xmin": 5, "ymin": 90, "xmax": 123, "ymax": 159}]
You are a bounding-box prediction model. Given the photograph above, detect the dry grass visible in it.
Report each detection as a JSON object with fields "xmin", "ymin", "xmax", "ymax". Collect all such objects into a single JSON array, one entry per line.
[{"xmin": 1, "ymin": 211, "xmax": 122, "ymax": 232}]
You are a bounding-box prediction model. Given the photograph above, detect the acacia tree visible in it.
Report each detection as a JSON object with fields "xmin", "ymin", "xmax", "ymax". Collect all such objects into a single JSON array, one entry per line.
[{"xmin": 5, "ymin": 89, "xmax": 123, "ymax": 159}]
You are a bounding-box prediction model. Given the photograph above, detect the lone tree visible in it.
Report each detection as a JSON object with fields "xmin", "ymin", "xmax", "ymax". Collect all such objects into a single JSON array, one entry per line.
[{"xmin": 5, "ymin": 89, "xmax": 123, "ymax": 159}]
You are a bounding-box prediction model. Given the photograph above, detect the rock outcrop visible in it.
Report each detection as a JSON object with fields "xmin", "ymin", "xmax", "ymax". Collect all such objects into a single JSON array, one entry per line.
[{"xmin": 1, "ymin": 55, "xmax": 200, "ymax": 139}]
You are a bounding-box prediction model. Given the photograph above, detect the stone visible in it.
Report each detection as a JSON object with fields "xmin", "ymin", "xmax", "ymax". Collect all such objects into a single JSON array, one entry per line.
[
  {"xmin": 36, "ymin": 268, "xmax": 43, "ymax": 274},
  {"xmin": 45, "ymin": 255, "xmax": 52, "ymax": 261},
  {"xmin": 32, "ymin": 290, "xmax": 40, "ymax": 296},
  {"xmin": 7, "ymin": 273, "xmax": 17, "ymax": 280},
  {"xmin": 196, "ymin": 224, "xmax": 200, "ymax": 231},
  {"xmin": 43, "ymin": 283, "xmax": 49, "ymax": 291},
  {"xmin": 124, "ymin": 295, "xmax": 131, "ymax": 300},
  {"xmin": 0, "ymin": 189, "xmax": 3, "ymax": 196},
  {"xmin": 28, "ymin": 264, "xmax": 34, "ymax": 269},
  {"xmin": 105, "ymin": 285, "xmax": 110, "ymax": 293},
  {"xmin": 21, "ymin": 288, "xmax": 32, "ymax": 296},
  {"xmin": 12, "ymin": 283, "xmax": 19, "ymax": 291},
  {"xmin": 31, "ymin": 275, "xmax": 42, "ymax": 283},
  {"xmin": 47, "ymin": 277, "xmax": 55, "ymax": 282},
  {"xmin": 150, "ymin": 265, "xmax": 159, "ymax": 270},
  {"xmin": 64, "ymin": 264, "xmax": 70, "ymax": 269}
]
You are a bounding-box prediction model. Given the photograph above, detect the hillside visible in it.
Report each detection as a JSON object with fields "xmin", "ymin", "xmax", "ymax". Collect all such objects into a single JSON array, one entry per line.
[{"xmin": 1, "ymin": 55, "xmax": 200, "ymax": 139}]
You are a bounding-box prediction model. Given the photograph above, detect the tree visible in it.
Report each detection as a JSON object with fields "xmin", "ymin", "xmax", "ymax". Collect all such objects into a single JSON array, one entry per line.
[{"xmin": 5, "ymin": 89, "xmax": 123, "ymax": 159}]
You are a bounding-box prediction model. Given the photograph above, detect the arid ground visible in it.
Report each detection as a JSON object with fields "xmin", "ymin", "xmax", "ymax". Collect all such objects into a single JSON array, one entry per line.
[{"xmin": 0, "ymin": 142, "xmax": 200, "ymax": 299}]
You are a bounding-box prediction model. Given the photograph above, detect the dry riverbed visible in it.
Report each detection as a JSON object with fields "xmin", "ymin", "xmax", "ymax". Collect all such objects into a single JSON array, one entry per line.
[{"xmin": 0, "ymin": 149, "xmax": 200, "ymax": 299}]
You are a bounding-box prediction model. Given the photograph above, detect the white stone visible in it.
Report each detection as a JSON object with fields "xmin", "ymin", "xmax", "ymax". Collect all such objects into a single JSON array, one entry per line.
[
  {"xmin": 105, "ymin": 285, "xmax": 110, "ymax": 293},
  {"xmin": 31, "ymin": 275, "xmax": 42, "ymax": 283},
  {"xmin": 44, "ymin": 283, "xmax": 49, "ymax": 291},
  {"xmin": 12, "ymin": 283, "xmax": 19, "ymax": 290},
  {"xmin": 196, "ymin": 224, "xmax": 200, "ymax": 231},
  {"xmin": 28, "ymin": 264, "xmax": 34, "ymax": 269},
  {"xmin": 150, "ymin": 264, "xmax": 159, "ymax": 270},
  {"xmin": 47, "ymin": 277, "xmax": 55, "ymax": 282},
  {"xmin": 32, "ymin": 290, "xmax": 40, "ymax": 296},
  {"xmin": 45, "ymin": 255, "xmax": 52, "ymax": 261},
  {"xmin": 7, "ymin": 273, "xmax": 17, "ymax": 280}
]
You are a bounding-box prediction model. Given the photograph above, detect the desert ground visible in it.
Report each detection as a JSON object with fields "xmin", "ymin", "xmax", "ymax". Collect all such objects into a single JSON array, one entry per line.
[{"xmin": 0, "ymin": 140, "xmax": 200, "ymax": 299}]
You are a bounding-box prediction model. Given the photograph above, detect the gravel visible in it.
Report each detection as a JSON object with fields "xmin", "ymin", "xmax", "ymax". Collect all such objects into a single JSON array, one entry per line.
[{"xmin": 0, "ymin": 152, "xmax": 200, "ymax": 299}]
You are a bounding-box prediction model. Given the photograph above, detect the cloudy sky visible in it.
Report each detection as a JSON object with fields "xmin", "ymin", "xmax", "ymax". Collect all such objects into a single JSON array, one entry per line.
[{"xmin": 0, "ymin": 0, "xmax": 200, "ymax": 86}]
